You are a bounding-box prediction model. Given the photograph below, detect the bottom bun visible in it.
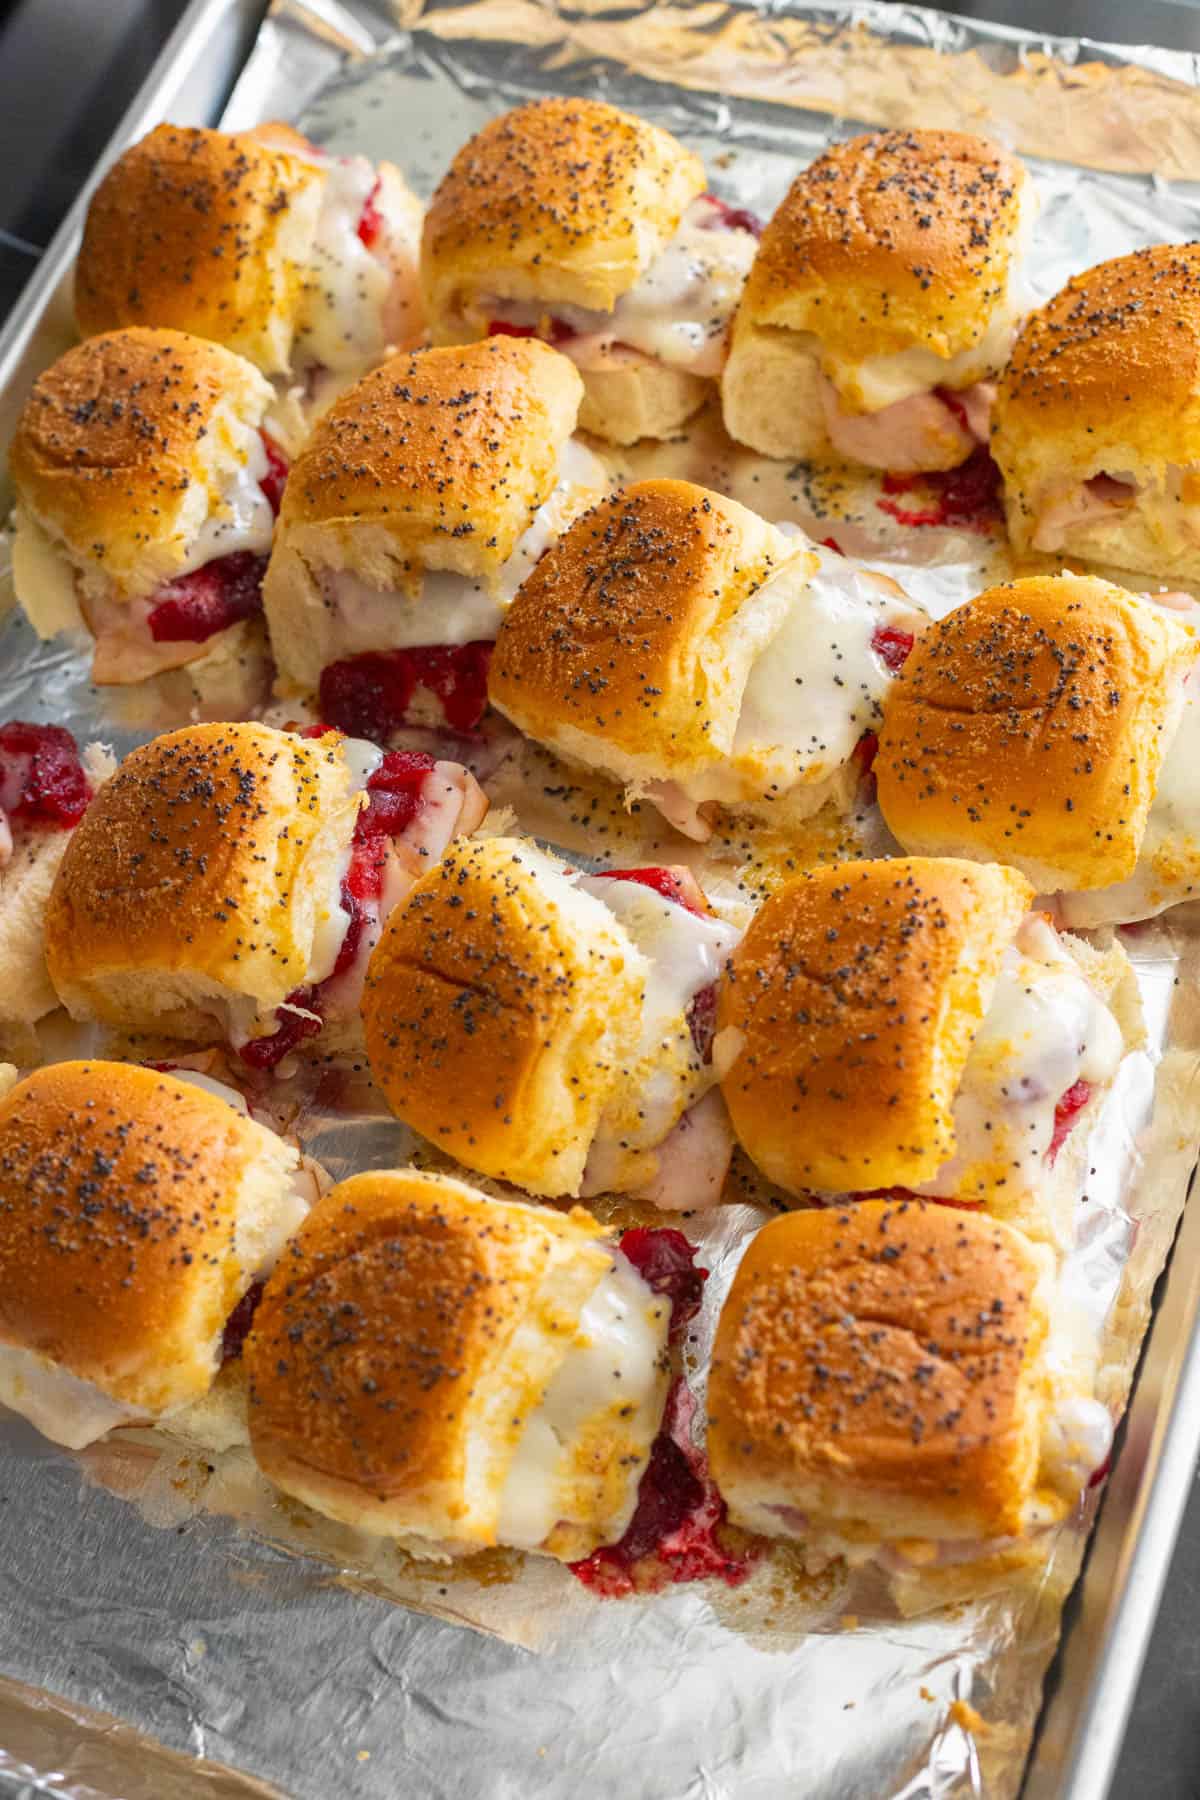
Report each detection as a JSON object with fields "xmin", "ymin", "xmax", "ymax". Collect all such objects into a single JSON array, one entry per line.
[{"xmin": 577, "ymin": 357, "xmax": 710, "ymax": 445}]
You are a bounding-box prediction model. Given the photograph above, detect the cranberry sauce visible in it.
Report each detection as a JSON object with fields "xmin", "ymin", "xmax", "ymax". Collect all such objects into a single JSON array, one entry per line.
[
  {"xmin": 320, "ymin": 642, "xmax": 494, "ymax": 743},
  {"xmin": 356, "ymin": 176, "xmax": 384, "ymax": 249},
  {"xmin": 876, "ymin": 446, "xmax": 1003, "ymax": 534},
  {"xmin": 147, "ymin": 551, "xmax": 269, "ymax": 644},
  {"xmin": 618, "ymin": 1226, "xmax": 707, "ymax": 1341},
  {"xmin": 0, "ymin": 722, "xmax": 92, "ymax": 828},
  {"xmin": 259, "ymin": 435, "xmax": 290, "ymax": 515},
  {"xmin": 487, "ymin": 318, "xmax": 579, "ymax": 348},
  {"xmin": 871, "ymin": 624, "xmax": 915, "ymax": 673},
  {"xmin": 1047, "ymin": 1079, "xmax": 1094, "ymax": 1167},
  {"xmin": 238, "ymin": 749, "xmax": 437, "ymax": 1071},
  {"xmin": 700, "ymin": 193, "xmax": 765, "ymax": 237},
  {"xmin": 221, "ymin": 1279, "xmax": 265, "ymax": 1361},
  {"xmin": 571, "ymin": 1377, "xmax": 758, "ymax": 1598}
]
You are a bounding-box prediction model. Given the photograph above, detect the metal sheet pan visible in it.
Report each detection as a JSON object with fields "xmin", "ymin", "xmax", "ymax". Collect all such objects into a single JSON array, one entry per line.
[{"xmin": 0, "ymin": 3, "xmax": 1199, "ymax": 1797}]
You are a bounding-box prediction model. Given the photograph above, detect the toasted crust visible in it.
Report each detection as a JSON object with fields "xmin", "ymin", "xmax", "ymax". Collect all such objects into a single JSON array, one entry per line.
[
  {"xmin": 717, "ymin": 857, "xmax": 1033, "ymax": 1194},
  {"xmin": 876, "ymin": 575, "xmax": 1198, "ymax": 891},
  {"xmin": 362, "ymin": 837, "xmax": 645, "ymax": 1197},
  {"xmin": 737, "ymin": 131, "xmax": 1026, "ymax": 389},
  {"xmin": 707, "ymin": 1201, "xmax": 1051, "ymax": 1543},
  {"xmin": 0, "ymin": 1061, "xmax": 297, "ymax": 1415},
  {"xmin": 75, "ymin": 123, "xmax": 324, "ymax": 374},
  {"xmin": 488, "ymin": 478, "xmax": 804, "ymax": 779},
  {"xmin": 44, "ymin": 723, "xmax": 359, "ymax": 1035},
  {"xmin": 422, "ymin": 98, "xmax": 706, "ymax": 323},
  {"xmin": 995, "ymin": 245, "xmax": 1200, "ymax": 525},
  {"xmin": 245, "ymin": 1168, "xmax": 613, "ymax": 1545},
  {"xmin": 8, "ymin": 328, "xmax": 274, "ymax": 596},
  {"xmin": 272, "ymin": 338, "xmax": 584, "ymax": 579}
]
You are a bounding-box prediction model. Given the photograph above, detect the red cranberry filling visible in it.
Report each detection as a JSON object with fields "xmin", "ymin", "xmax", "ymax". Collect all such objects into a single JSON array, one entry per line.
[
  {"xmin": 259, "ymin": 434, "xmax": 289, "ymax": 514},
  {"xmin": 820, "ymin": 535, "xmax": 844, "ymax": 554},
  {"xmin": 0, "ymin": 722, "xmax": 91, "ymax": 828},
  {"xmin": 593, "ymin": 864, "xmax": 709, "ymax": 918},
  {"xmin": 699, "ymin": 192, "xmax": 764, "ymax": 237},
  {"xmin": 570, "ymin": 1378, "xmax": 757, "ymax": 1597},
  {"xmin": 617, "ymin": 1226, "xmax": 707, "ymax": 1340},
  {"xmin": 356, "ymin": 176, "xmax": 384, "ymax": 250},
  {"xmin": 1047, "ymin": 1079, "xmax": 1093, "ymax": 1166},
  {"xmin": 221, "ymin": 1279, "xmax": 264, "ymax": 1361},
  {"xmin": 487, "ymin": 317, "xmax": 579, "ymax": 347},
  {"xmin": 147, "ymin": 551, "xmax": 268, "ymax": 644},
  {"xmin": 239, "ymin": 749, "xmax": 437, "ymax": 1070},
  {"xmin": 319, "ymin": 642, "xmax": 493, "ymax": 743},
  {"xmin": 852, "ymin": 729, "xmax": 879, "ymax": 781},
  {"xmin": 876, "ymin": 446, "xmax": 1003, "ymax": 534},
  {"xmin": 871, "ymin": 624, "xmax": 915, "ymax": 673}
]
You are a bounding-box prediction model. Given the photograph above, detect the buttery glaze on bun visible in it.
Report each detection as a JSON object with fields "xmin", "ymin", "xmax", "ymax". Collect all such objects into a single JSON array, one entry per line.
[
  {"xmin": 44, "ymin": 723, "xmax": 359, "ymax": 1042},
  {"xmin": 263, "ymin": 337, "xmax": 586, "ymax": 692},
  {"xmin": 76, "ymin": 124, "xmax": 326, "ymax": 375},
  {"xmin": 876, "ymin": 574, "xmax": 1199, "ymax": 892},
  {"xmin": 0, "ymin": 1060, "xmax": 303, "ymax": 1448},
  {"xmin": 422, "ymin": 97, "xmax": 705, "ymax": 324},
  {"xmin": 488, "ymin": 478, "xmax": 811, "ymax": 802},
  {"xmin": 707, "ymin": 1201, "xmax": 1058, "ymax": 1549},
  {"xmin": 245, "ymin": 1167, "xmax": 669, "ymax": 1559},
  {"xmin": 716, "ymin": 857, "xmax": 1033, "ymax": 1194},
  {"xmin": 362, "ymin": 837, "xmax": 645, "ymax": 1198},
  {"xmin": 723, "ymin": 129, "xmax": 1028, "ymax": 464},
  {"xmin": 992, "ymin": 244, "xmax": 1200, "ymax": 580},
  {"xmin": 9, "ymin": 327, "xmax": 274, "ymax": 606}
]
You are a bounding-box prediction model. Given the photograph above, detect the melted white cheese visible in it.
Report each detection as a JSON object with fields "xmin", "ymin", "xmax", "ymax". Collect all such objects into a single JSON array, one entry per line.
[
  {"xmin": 0, "ymin": 1342, "xmax": 143, "ymax": 1450},
  {"xmin": 296, "ymin": 156, "xmax": 394, "ymax": 373},
  {"xmin": 496, "ymin": 1254, "xmax": 664, "ymax": 1550},
  {"xmin": 1040, "ymin": 1395, "xmax": 1112, "ymax": 1499},
  {"xmin": 304, "ymin": 737, "xmax": 384, "ymax": 989},
  {"xmin": 578, "ymin": 876, "xmax": 740, "ymax": 1190},
  {"xmin": 485, "ymin": 196, "xmax": 758, "ymax": 377},
  {"xmin": 315, "ymin": 438, "xmax": 606, "ymax": 656},
  {"xmin": 10, "ymin": 507, "xmax": 85, "ymax": 637},
  {"xmin": 176, "ymin": 426, "xmax": 274, "ymax": 574},
  {"xmin": 922, "ymin": 915, "xmax": 1124, "ymax": 1200}
]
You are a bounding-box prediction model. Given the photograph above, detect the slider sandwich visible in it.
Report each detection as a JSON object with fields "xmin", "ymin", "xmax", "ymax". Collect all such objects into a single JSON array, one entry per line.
[
  {"xmin": 0, "ymin": 1060, "xmax": 312, "ymax": 1449},
  {"xmin": 421, "ymin": 97, "xmax": 761, "ymax": 445},
  {"xmin": 43, "ymin": 722, "xmax": 486, "ymax": 1069},
  {"xmin": 9, "ymin": 328, "xmax": 286, "ymax": 695},
  {"xmin": 363, "ymin": 837, "xmax": 741, "ymax": 1207},
  {"xmin": 76, "ymin": 121, "xmax": 424, "ymax": 402},
  {"xmin": 992, "ymin": 245, "xmax": 1200, "ymax": 581},
  {"xmin": 716, "ymin": 858, "xmax": 1138, "ymax": 1236},
  {"xmin": 875, "ymin": 575, "xmax": 1200, "ymax": 927},
  {"xmin": 263, "ymin": 337, "xmax": 607, "ymax": 717},
  {"xmin": 707, "ymin": 1201, "xmax": 1114, "ymax": 1585},
  {"xmin": 0, "ymin": 723, "xmax": 111, "ymax": 1045},
  {"xmin": 722, "ymin": 130, "xmax": 1031, "ymax": 470},
  {"xmin": 488, "ymin": 479, "xmax": 927, "ymax": 840},
  {"xmin": 245, "ymin": 1167, "xmax": 671, "ymax": 1561}
]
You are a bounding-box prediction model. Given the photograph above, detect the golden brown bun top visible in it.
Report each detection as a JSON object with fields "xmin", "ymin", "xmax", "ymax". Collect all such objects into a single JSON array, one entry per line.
[
  {"xmin": 422, "ymin": 97, "xmax": 706, "ymax": 316},
  {"xmin": 279, "ymin": 337, "xmax": 584, "ymax": 575},
  {"xmin": 245, "ymin": 1168, "xmax": 606, "ymax": 1500},
  {"xmin": 742, "ymin": 129, "xmax": 1025, "ymax": 365},
  {"xmin": 708, "ymin": 1200, "xmax": 1048, "ymax": 1538},
  {"xmin": 717, "ymin": 857, "xmax": 1033, "ymax": 1194},
  {"xmin": 488, "ymin": 478, "xmax": 797, "ymax": 768},
  {"xmin": 75, "ymin": 122, "xmax": 321, "ymax": 370},
  {"xmin": 876, "ymin": 574, "xmax": 1199, "ymax": 889},
  {"xmin": 0, "ymin": 1060, "xmax": 269, "ymax": 1375},
  {"xmin": 8, "ymin": 327, "xmax": 271, "ymax": 581},
  {"xmin": 994, "ymin": 244, "xmax": 1200, "ymax": 469},
  {"xmin": 45, "ymin": 723, "xmax": 353, "ymax": 1001}
]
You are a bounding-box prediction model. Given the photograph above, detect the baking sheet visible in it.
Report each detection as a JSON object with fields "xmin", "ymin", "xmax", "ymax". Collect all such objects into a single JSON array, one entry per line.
[{"xmin": 1, "ymin": 1, "xmax": 1200, "ymax": 1796}]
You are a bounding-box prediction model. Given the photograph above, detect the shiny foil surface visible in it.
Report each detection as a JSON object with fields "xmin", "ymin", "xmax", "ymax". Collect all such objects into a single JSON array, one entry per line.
[{"xmin": 0, "ymin": 1, "xmax": 1199, "ymax": 1795}]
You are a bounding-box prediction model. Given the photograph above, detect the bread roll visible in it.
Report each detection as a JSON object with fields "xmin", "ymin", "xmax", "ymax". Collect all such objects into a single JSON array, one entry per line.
[{"xmin": 245, "ymin": 1167, "xmax": 670, "ymax": 1559}]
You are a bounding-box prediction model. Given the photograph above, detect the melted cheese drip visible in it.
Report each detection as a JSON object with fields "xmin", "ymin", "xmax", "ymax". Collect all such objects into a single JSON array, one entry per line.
[
  {"xmin": 317, "ymin": 438, "xmax": 608, "ymax": 655},
  {"xmin": 922, "ymin": 915, "xmax": 1124, "ymax": 1201},
  {"xmin": 0, "ymin": 1344, "xmax": 143, "ymax": 1450},
  {"xmin": 578, "ymin": 877, "xmax": 740, "ymax": 1192},
  {"xmin": 296, "ymin": 156, "xmax": 394, "ymax": 373},
  {"xmin": 485, "ymin": 197, "xmax": 759, "ymax": 377},
  {"xmin": 176, "ymin": 425, "xmax": 274, "ymax": 574},
  {"xmin": 496, "ymin": 1254, "xmax": 665, "ymax": 1550}
]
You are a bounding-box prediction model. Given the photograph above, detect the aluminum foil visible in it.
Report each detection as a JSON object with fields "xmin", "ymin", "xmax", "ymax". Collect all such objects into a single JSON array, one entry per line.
[{"xmin": 1, "ymin": 2, "xmax": 1200, "ymax": 1796}]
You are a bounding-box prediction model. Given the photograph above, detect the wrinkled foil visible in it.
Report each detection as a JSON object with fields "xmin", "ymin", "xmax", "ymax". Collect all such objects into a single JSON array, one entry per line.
[{"xmin": 0, "ymin": 2, "xmax": 1199, "ymax": 1796}]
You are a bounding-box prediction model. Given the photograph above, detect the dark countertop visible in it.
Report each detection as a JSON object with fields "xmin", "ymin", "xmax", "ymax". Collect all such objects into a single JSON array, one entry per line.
[{"xmin": 0, "ymin": 0, "xmax": 1199, "ymax": 1795}]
